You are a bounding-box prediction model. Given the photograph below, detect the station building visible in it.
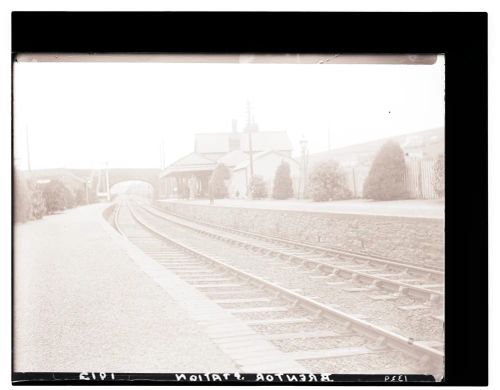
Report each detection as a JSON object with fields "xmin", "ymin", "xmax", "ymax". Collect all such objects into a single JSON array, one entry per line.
[{"xmin": 159, "ymin": 127, "xmax": 300, "ymax": 199}]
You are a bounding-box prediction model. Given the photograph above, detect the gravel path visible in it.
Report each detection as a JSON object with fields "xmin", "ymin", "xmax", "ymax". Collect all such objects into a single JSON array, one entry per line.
[{"xmin": 14, "ymin": 203, "xmax": 237, "ymax": 373}]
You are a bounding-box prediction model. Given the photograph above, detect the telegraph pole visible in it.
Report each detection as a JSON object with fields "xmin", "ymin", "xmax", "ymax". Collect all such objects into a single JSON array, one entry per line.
[
  {"xmin": 25, "ymin": 126, "xmax": 32, "ymax": 172},
  {"xmin": 246, "ymin": 101, "xmax": 254, "ymax": 180},
  {"xmin": 105, "ymin": 162, "xmax": 110, "ymax": 201},
  {"xmin": 300, "ymin": 136, "xmax": 309, "ymax": 199},
  {"xmin": 160, "ymin": 139, "xmax": 165, "ymax": 170},
  {"xmin": 85, "ymin": 181, "xmax": 90, "ymax": 204}
]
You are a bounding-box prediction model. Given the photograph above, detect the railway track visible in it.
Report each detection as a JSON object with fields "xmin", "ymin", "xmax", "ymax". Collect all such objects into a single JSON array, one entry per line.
[
  {"xmin": 144, "ymin": 202, "xmax": 443, "ymax": 272},
  {"xmin": 113, "ymin": 201, "xmax": 443, "ymax": 376},
  {"xmin": 129, "ymin": 202, "xmax": 445, "ymax": 339},
  {"xmin": 137, "ymin": 201, "xmax": 444, "ymax": 303}
]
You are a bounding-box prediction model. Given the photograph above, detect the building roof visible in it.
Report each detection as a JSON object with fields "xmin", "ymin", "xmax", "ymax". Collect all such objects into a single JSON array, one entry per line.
[
  {"xmin": 161, "ymin": 164, "xmax": 218, "ymax": 177},
  {"xmin": 308, "ymin": 127, "xmax": 444, "ymax": 167},
  {"xmin": 216, "ymin": 150, "xmax": 248, "ymax": 167},
  {"xmin": 171, "ymin": 152, "xmax": 218, "ymax": 166},
  {"xmin": 233, "ymin": 150, "xmax": 298, "ymax": 171},
  {"xmin": 194, "ymin": 131, "xmax": 292, "ymax": 155},
  {"xmin": 160, "ymin": 152, "xmax": 218, "ymax": 177},
  {"xmin": 240, "ymin": 131, "xmax": 291, "ymax": 152},
  {"xmin": 162, "ymin": 131, "xmax": 294, "ymax": 177}
]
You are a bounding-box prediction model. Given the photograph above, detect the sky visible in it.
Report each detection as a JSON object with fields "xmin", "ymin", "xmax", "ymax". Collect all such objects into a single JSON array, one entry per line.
[{"xmin": 13, "ymin": 55, "xmax": 444, "ymax": 170}]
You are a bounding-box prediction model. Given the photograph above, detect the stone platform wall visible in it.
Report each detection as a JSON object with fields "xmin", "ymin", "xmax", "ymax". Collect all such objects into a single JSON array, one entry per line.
[{"xmin": 155, "ymin": 201, "xmax": 444, "ymax": 268}]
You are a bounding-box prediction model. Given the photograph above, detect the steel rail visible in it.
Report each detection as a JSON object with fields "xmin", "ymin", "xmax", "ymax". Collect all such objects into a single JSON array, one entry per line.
[
  {"xmin": 136, "ymin": 203, "xmax": 443, "ymax": 302},
  {"xmin": 113, "ymin": 203, "xmax": 125, "ymax": 235},
  {"xmin": 148, "ymin": 202, "xmax": 443, "ymax": 276},
  {"xmin": 123, "ymin": 203, "xmax": 443, "ymax": 372}
]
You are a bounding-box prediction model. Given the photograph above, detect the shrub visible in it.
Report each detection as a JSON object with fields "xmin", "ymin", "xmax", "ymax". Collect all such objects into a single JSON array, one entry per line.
[
  {"xmin": 14, "ymin": 172, "xmax": 33, "ymax": 223},
  {"xmin": 30, "ymin": 183, "xmax": 47, "ymax": 219},
  {"xmin": 309, "ymin": 160, "xmax": 352, "ymax": 202},
  {"xmin": 272, "ymin": 161, "xmax": 294, "ymax": 199},
  {"xmin": 209, "ymin": 163, "xmax": 230, "ymax": 199},
  {"xmin": 14, "ymin": 172, "xmax": 48, "ymax": 222},
  {"xmin": 41, "ymin": 179, "xmax": 74, "ymax": 213},
  {"xmin": 250, "ymin": 175, "xmax": 268, "ymax": 199},
  {"xmin": 432, "ymin": 154, "xmax": 445, "ymax": 198},
  {"xmin": 363, "ymin": 141, "xmax": 407, "ymax": 200},
  {"xmin": 74, "ymin": 187, "xmax": 88, "ymax": 205},
  {"xmin": 63, "ymin": 186, "xmax": 77, "ymax": 208}
]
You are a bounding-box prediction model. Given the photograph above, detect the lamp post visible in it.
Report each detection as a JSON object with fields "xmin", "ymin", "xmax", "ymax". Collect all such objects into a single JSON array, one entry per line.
[
  {"xmin": 25, "ymin": 126, "xmax": 32, "ymax": 173},
  {"xmin": 245, "ymin": 101, "xmax": 255, "ymax": 199},
  {"xmin": 105, "ymin": 162, "xmax": 110, "ymax": 202},
  {"xmin": 299, "ymin": 136, "xmax": 309, "ymax": 199},
  {"xmin": 85, "ymin": 180, "xmax": 90, "ymax": 204}
]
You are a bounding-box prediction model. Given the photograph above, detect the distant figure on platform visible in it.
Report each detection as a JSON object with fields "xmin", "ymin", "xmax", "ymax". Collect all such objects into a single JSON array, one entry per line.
[
  {"xmin": 208, "ymin": 180, "xmax": 214, "ymax": 205},
  {"xmin": 188, "ymin": 175, "xmax": 197, "ymax": 200}
]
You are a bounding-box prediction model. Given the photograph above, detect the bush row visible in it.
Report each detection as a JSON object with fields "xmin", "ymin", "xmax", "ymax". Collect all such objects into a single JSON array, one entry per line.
[
  {"xmin": 309, "ymin": 141, "xmax": 444, "ymax": 202},
  {"xmin": 207, "ymin": 142, "xmax": 444, "ymax": 202},
  {"xmin": 14, "ymin": 173, "xmax": 90, "ymax": 223}
]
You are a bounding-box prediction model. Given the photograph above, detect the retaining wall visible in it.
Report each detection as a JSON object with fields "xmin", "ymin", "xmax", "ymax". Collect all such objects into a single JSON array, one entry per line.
[{"xmin": 155, "ymin": 201, "xmax": 444, "ymax": 268}]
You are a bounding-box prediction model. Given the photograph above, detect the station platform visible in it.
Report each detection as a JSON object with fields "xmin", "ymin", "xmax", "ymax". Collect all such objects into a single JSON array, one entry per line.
[
  {"xmin": 13, "ymin": 203, "xmax": 238, "ymax": 373},
  {"xmin": 158, "ymin": 198, "xmax": 444, "ymax": 219}
]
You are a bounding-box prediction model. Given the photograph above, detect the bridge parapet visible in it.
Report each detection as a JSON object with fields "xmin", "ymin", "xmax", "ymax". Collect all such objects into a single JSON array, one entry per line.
[{"xmin": 28, "ymin": 168, "xmax": 162, "ymax": 200}]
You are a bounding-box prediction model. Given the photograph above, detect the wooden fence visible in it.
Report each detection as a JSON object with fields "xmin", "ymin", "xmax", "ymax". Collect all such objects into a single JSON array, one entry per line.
[{"xmin": 343, "ymin": 157, "xmax": 441, "ymax": 199}]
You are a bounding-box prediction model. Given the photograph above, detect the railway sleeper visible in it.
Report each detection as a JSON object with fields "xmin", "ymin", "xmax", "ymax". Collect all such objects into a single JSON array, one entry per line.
[
  {"xmin": 311, "ymin": 309, "xmax": 323, "ymax": 320},
  {"xmin": 130, "ymin": 204, "xmax": 445, "ymax": 372},
  {"xmin": 365, "ymin": 336, "xmax": 389, "ymax": 351}
]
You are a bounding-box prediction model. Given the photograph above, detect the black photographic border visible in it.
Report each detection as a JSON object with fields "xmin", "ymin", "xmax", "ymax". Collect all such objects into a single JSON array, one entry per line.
[{"xmin": 11, "ymin": 11, "xmax": 488, "ymax": 386}]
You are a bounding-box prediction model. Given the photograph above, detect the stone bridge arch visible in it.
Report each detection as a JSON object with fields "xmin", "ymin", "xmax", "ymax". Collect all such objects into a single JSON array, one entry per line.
[
  {"xmin": 105, "ymin": 169, "xmax": 161, "ymax": 199},
  {"xmin": 24, "ymin": 168, "xmax": 162, "ymax": 201}
]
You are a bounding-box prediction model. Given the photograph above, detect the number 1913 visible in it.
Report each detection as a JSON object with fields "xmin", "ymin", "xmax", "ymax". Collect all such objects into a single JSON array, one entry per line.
[{"xmin": 79, "ymin": 372, "xmax": 115, "ymax": 381}]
